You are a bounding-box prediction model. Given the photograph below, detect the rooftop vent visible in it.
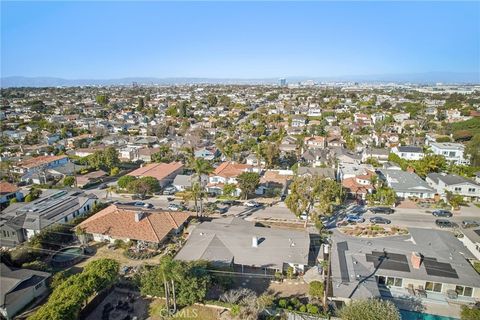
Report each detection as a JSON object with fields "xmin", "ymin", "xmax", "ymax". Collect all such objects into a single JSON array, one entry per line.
[
  {"xmin": 135, "ymin": 211, "xmax": 145, "ymax": 222},
  {"xmin": 252, "ymin": 236, "xmax": 258, "ymax": 248}
]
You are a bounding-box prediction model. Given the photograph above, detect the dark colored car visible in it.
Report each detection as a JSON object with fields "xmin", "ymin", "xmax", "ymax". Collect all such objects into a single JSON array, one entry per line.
[
  {"xmin": 98, "ymin": 183, "xmax": 108, "ymax": 190},
  {"xmin": 369, "ymin": 207, "xmax": 394, "ymax": 215},
  {"xmin": 461, "ymin": 220, "xmax": 479, "ymax": 228},
  {"xmin": 432, "ymin": 210, "xmax": 453, "ymax": 218},
  {"xmin": 435, "ymin": 219, "xmax": 457, "ymax": 228},
  {"xmin": 369, "ymin": 217, "xmax": 391, "ymax": 224}
]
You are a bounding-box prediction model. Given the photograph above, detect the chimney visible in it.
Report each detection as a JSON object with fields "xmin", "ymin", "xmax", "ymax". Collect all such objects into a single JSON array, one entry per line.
[
  {"xmin": 252, "ymin": 236, "xmax": 258, "ymax": 248},
  {"xmin": 135, "ymin": 212, "xmax": 144, "ymax": 222},
  {"xmin": 411, "ymin": 252, "xmax": 422, "ymax": 269}
]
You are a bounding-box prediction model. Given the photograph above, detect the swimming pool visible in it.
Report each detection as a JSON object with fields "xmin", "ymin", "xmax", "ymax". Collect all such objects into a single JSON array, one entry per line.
[
  {"xmin": 51, "ymin": 246, "xmax": 85, "ymax": 267},
  {"xmin": 400, "ymin": 310, "xmax": 459, "ymax": 320}
]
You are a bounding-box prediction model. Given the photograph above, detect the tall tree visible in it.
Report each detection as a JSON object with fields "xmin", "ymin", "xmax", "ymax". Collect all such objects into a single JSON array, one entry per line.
[
  {"xmin": 192, "ymin": 158, "xmax": 213, "ymax": 216},
  {"xmin": 286, "ymin": 176, "xmax": 342, "ymax": 227},
  {"xmin": 237, "ymin": 172, "xmax": 260, "ymax": 200}
]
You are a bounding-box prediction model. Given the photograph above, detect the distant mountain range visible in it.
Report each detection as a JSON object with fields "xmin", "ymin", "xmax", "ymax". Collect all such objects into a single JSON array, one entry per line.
[{"xmin": 1, "ymin": 72, "xmax": 479, "ymax": 87}]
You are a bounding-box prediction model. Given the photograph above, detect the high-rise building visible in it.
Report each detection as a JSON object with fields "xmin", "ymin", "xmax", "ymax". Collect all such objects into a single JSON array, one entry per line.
[{"xmin": 279, "ymin": 78, "xmax": 287, "ymax": 86}]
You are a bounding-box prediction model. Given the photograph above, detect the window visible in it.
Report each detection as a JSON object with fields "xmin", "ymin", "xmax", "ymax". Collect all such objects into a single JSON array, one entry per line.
[
  {"xmin": 34, "ymin": 282, "xmax": 43, "ymax": 290},
  {"xmin": 425, "ymin": 282, "xmax": 442, "ymax": 292},
  {"xmin": 456, "ymin": 286, "xmax": 473, "ymax": 297},
  {"xmin": 383, "ymin": 276, "xmax": 403, "ymax": 287},
  {"xmin": 468, "ymin": 188, "xmax": 476, "ymax": 193},
  {"xmin": 454, "ymin": 187, "xmax": 462, "ymax": 192}
]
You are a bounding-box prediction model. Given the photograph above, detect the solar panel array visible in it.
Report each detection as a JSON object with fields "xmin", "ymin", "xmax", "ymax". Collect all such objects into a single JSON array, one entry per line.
[
  {"xmin": 423, "ymin": 257, "xmax": 458, "ymax": 279},
  {"xmin": 337, "ymin": 241, "xmax": 349, "ymax": 282},
  {"xmin": 366, "ymin": 251, "xmax": 411, "ymax": 272}
]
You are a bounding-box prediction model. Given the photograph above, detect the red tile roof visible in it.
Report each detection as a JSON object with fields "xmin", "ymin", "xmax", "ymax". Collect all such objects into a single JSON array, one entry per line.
[
  {"xmin": 0, "ymin": 181, "xmax": 18, "ymax": 194},
  {"xmin": 17, "ymin": 155, "xmax": 68, "ymax": 169},
  {"xmin": 78, "ymin": 204, "xmax": 192, "ymax": 243},
  {"xmin": 212, "ymin": 162, "xmax": 253, "ymax": 178},
  {"xmin": 128, "ymin": 162, "xmax": 183, "ymax": 180}
]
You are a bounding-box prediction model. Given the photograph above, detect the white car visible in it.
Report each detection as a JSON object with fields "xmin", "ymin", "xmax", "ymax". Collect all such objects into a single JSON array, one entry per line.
[
  {"xmin": 245, "ymin": 200, "xmax": 260, "ymax": 207},
  {"xmin": 167, "ymin": 204, "xmax": 180, "ymax": 211}
]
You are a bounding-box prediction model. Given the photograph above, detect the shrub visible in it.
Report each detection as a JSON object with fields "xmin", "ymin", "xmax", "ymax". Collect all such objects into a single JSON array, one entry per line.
[
  {"xmin": 230, "ymin": 304, "xmax": 240, "ymax": 316},
  {"xmin": 278, "ymin": 299, "xmax": 288, "ymax": 309},
  {"xmin": 309, "ymin": 281, "xmax": 324, "ymax": 299},
  {"xmin": 299, "ymin": 305, "xmax": 307, "ymax": 313},
  {"xmin": 286, "ymin": 266, "xmax": 295, "ymax": 279},
  {"xmin": 461, "ymin": 305, "xmax": 480, "ymax": 320},
  {"xmin": 338, "ymin": 299, "xmax": 400, "ymax": 320},
  {"xmin": 306, "ymin": 304, "xmax": 319, "ymax": 314},
  {"xmin": 22, "ymin": 261, "xmax": 49, "ymax": 271}
]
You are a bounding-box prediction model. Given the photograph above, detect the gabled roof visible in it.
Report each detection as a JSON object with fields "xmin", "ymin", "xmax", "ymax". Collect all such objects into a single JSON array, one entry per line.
[
  {"xmin": 78, "ymin": 204, "xmax": 191, "ymax": 243},
  {"xmin": 175, "ymin": 217, "xmax": 309, "ymax": 269},
  {"xmin": 427, "ymin": 173, "xmax": 480, "ymax": 187},
  {"xmin": 212, "ymin": 162, "xmax": 253, "ymax": 178},
  {"xmin": 128, "ymin": 161, "xmax": 183, "ymax": 180},
  {"xmin": 0, "ymin": 181, "xmax": 18, "ymax": 195},
  {"xmin": 1, "ymin": 263, "xmax": 51, "ymax": 307},
  {"xmin": 17, "ymin": 155, "xmax": 68, "ymax": 169}
]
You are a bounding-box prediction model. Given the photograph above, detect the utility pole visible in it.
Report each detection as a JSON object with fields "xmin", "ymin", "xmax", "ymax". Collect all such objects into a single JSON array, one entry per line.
[{"xmin": 323, "ymin": 239, "xmax": 332, "ymax": 308}]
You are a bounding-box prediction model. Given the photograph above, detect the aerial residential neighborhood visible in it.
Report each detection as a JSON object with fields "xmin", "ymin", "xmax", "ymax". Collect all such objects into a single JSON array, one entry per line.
[{"xmin": 1, "ymin": 1, "xmax": 480, "ymax": 320}]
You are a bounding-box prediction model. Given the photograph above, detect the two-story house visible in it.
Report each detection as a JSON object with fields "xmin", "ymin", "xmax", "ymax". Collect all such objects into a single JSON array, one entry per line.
[
  {"xmin": 426, "ymin": 173, "xmax": 480, "ymax": 201},
  {"xmin": 429, "ymin": 142, "xmax": 469, "ymax": 165}
]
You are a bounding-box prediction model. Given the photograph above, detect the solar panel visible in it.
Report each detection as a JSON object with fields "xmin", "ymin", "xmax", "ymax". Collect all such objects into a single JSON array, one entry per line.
[
  {"xmin": 366, "ymin": 251, "xmax": 410, "ymax": 272},
  {"xmin": 423, "ymin": 257, "xmax": 458, "ymax": 279},
  {"xmin": 337, "ymin": 241, "xmax": 349, "ymax": 282}
]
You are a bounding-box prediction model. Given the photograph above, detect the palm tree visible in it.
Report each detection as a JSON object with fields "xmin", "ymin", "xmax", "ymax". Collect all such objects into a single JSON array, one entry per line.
[{"xmin": 192, "ymin": 158, "xmax": 213, "ymax": 217}]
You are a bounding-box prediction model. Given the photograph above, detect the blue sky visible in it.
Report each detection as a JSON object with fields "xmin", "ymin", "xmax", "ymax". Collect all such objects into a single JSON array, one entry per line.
[{"xmin": 1, "ymin": 1, "xmax": 479, "ymax": 79}]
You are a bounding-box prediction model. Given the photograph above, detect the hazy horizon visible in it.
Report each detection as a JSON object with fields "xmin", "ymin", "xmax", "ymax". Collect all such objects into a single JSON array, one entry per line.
[{"xmin": 2, "ymin": 1, "xmax": 479, "ymax": 80}]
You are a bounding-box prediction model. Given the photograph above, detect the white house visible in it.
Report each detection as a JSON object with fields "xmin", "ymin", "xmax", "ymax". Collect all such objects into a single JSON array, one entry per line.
[
  {"xmin": 429, "ymin": 142, "xmax": 469, "ymax": 165},
  {"xmin": 391, "ymin": 146, "xmax": 424, "ymax": 161},
  {"xmin": 426, "ymin": 173, "xmax": 480, "ymax": 201}
]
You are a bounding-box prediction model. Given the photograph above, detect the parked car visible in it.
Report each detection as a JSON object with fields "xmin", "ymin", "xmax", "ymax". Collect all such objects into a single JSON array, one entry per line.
[
  {"xmin": 432, "ymin": 210, "xmax": 453, "ymax": 218},
  {"xmin": 245, "ymin": 200, "xmax": 260, "ymax": 207},
  {"xmin": 215, "ymin": 207, "xmax": 228, "ymax": 214},
  {"xmin": 369, "ymin": 217, "xmax": 391, "ymax": 224},
  {"xmin": 162, "ymin": 187, "xmax": 177, "ymax": 195},
  {"xmin": 167, "ymin": 197, "xmax": 175, "ymax": 202},
  {"xmin": 98, "ymin": 183, "xmax": 108, "ymax": 190},
  {"xmin": 300, "ymin": 213, "xmax": 308, "ymax": 220},
  {"xmin": 132, "ymin": 201, "xmax": 144, "ymax": 207},
  {"xmin": 435, "ymin": 219, "xmax": 457, "ymax": 228},
  {"xmin": 461, "ymin": 220, "xmax": 479, "ymax": 228},
  {"xmin": 350, "ymin": 206, "xmax": 366, "ymax": 215},
  {"xmin": 168, "ymin": 203, "xmax": 181, "ymax": 211},
  {"xmin": 345, "ymin": 214, "xmax": 365, "ymax": 223},
  {"xmin": 369, "ymin": 207, "xmax": 394, "ymax": 214}
]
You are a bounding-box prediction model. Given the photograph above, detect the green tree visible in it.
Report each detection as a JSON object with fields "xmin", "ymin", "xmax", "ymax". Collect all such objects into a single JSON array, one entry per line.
[
  {"xmin": 237, "ymin": 172, "xmax": 260, "ymax": 200},
  {"xmin": 466, "ymin": 133, "xmax": 480, "ymax": 166},
  {"xmin": 461, "ymin": 305, "xmax": 480, "ymax": 320},
  {"xmin": 192, "ymin": 158, "xmax": 213, "ymax": 216},
  {"xmin": 63, "ymin": 176, "xmax": 75, "ymax": 187},
  {"xmin": 206, "ymin": 94, "xmax": 218, "ymax": 107},
  {"xmin": 139, "ymin": 256, "xmax": 210, "ymax": 307},
  {"xmin": 95, "ymin": 94, "xmax": 109, "ymax": 105},
  {"xmin": 223, "ymin": 183, "xmax": 237, "ymax": 197},
  {"xmin": 308, "ymin": 281, "xmax": 324, "ymax": 300},
  {"xmin": 260, "ymin": 142, "xmax": 280, "ymax": 168},
  {"xmin": 138, "ymin": 97, "xmax": 145, "ymax": 109},
  {"xmin": 28, "ymin": 259, "xmax": 119, "ymax": 320},
  {"xmin": 117, "ymin": 175, "xmax": 136, "ymax": 190},
  {"xmin": 179, "ymin": 101, "xmax": 189, "ymax": 118},
  {"xmin": 151, "ymin": 145, "xmax": 174, "ymax": 163},
  {"xmin": 338, "ymin": 299, "xmax": 401, "ymax": 320},
  {"xmin": 286, "ymin": 176, "xmax": 342, "ymax": 227}
]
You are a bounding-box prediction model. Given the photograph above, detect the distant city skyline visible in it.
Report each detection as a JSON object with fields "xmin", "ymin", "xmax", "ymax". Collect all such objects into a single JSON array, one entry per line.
[{"xmin": 1, "ymin": 1, "xmax": 479, "ymax": 79}]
